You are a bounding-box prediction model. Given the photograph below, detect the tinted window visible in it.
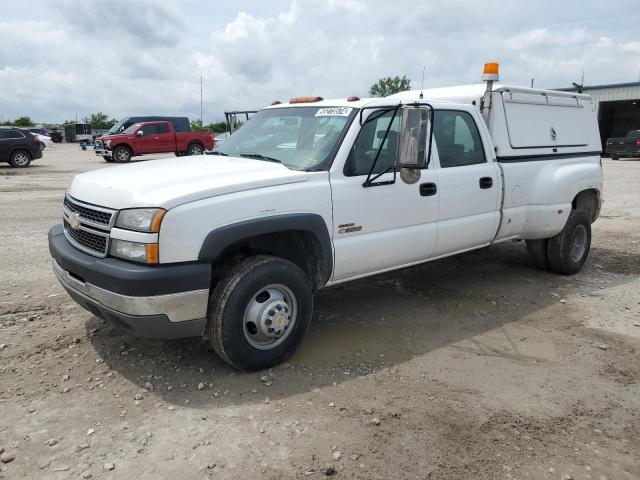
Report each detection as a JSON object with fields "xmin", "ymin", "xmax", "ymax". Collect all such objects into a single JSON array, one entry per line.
[
  {"xmin": 433, "ymin": 110, "xmax": 485, "ymax": 168},
  {"xmin": 0, "ymin": 130, "xmax": 24, "ymax": 140},
  {"xmin": 345, "ymin": 110, "xmax": 400, "ymax": 176},
  {"xmin": 156, "ymin": 123, "xmax": 169, "ymax": 134},
  {"xmin": 138, "ymin": 125, "xmax": 158, "ymax": 135}
]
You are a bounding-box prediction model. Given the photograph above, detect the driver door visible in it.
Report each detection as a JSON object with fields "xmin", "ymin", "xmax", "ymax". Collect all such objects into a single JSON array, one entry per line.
[{"xmin": 329, "ymin": 107, "xmax": 439, "ymax": 282}]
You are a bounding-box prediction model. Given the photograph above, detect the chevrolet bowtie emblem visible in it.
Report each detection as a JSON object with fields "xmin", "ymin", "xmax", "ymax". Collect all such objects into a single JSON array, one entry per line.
[{"xmin": 69, "ymin": 212, "xmax": 81, "ymax": 230}]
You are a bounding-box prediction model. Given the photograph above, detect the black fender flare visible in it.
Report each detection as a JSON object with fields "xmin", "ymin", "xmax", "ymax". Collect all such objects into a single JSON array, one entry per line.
[{"xmin": 198, "ymin": 213, "xmax": 333, "ymax": 285}]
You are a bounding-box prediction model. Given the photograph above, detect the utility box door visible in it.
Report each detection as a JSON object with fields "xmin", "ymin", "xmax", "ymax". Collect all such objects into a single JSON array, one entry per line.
[{"xmin": 501, "ymin": 91, "xmax": 592, "ymax": 149}]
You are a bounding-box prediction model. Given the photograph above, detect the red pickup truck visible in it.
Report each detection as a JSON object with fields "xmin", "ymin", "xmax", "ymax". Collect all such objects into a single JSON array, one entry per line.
[{"xmin": 95, "ymin": 121, "xmax": 215, "ymax": 163}]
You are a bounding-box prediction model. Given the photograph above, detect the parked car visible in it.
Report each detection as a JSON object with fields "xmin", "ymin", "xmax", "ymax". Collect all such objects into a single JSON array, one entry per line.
[
  {"xmin": 604, "ymin": 130, "xmax": 640, "ymax": 159},
  {"xmin": 95, "ymin": 120, "xmax": 215, "ymax": 162},
  {"xmin": 0, "ymin": 128, "xmax": 43, "ymax": 167},
  {"xmin": 49, "ymin": 64, "xmax": 602, "ymax": 371},
  {"xmin": 30, "ymin": 132, "xmax": 53, "ymax": 150}
]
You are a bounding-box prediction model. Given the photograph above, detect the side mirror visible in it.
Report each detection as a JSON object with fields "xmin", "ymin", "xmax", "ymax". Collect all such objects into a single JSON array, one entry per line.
[
  {"xmin": 397, "ymin": 107, "xmax": 430, "ymax": 169},
  {"xmin": 136, "ymin": 130, "xmax": 144, "ymax": 137}
]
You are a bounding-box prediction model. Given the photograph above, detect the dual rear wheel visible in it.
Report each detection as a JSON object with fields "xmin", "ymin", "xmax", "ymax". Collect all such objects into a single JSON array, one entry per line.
[{"xmin": 526, "ymin": 210, "xmax": 591, "ymax": 275}]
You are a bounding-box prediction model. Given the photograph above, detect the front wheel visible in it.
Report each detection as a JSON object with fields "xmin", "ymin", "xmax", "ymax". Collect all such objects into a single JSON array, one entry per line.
[
  {"xmin": 103, "ymin": 156, "xmax": 114, "ymax": 163},
  {"xmin": 208, "ymin": 255, "xmax": 313, "ymax": 371},
  {"xmin": 187, "ymin": 143, "xmax": 203, "ymax": 156},
  {"xmin": 113, "ymin": 145, "xmax": 132, "ymax": 163},
  {"xmin": 547, "ymin": 210, "xmax": 591, "ymax": 275}
]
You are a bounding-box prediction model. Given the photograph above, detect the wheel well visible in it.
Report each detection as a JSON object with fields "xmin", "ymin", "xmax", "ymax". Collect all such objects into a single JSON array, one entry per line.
[
  {"xmin": 572, "ymin": 189, "xmax": 600, "ymax": 223},
  {"xmin": 11, "ymin": 148, "xmax": 31, "ymax": 157},
  {"xmin": 210, "ymin": 230, "xmax": 327, "ymax": 290},
  {"xmin": 114, "ymin": 143, "xmax": 132, "ymax": 152}
]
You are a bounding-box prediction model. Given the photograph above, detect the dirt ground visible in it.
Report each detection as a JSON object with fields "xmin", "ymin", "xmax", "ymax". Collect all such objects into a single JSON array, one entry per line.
[{"xmin": 0, "ymin": 144, "xmax": 638, "ymax": 480}]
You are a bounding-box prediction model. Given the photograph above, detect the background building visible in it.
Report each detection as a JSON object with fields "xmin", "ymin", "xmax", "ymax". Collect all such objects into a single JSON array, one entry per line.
[{"xmin": 557, "ymin": 82, "xmax": 640, "ymax": 147}]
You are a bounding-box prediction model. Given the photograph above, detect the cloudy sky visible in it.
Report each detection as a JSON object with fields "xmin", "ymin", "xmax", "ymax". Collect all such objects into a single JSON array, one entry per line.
[{"xmin": 1, "ymin": 0, "xmax": 639, "ymax": 124}]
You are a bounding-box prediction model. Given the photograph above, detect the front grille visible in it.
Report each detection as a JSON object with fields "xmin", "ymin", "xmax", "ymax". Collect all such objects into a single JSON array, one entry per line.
[
  {"xmin": 64, "ymin": 195, "xmax": 113, "ymax": 227},
  {"xmin": 62, "ymin": 195, "xmax": 116, "ymax": 257},
  {"xmin": 96, "ymin": 140, "xmax": 103, "ymax": 148},
  {"xmin": 64, "ymin": 220, "xmax": 108, "ymax": 255}
]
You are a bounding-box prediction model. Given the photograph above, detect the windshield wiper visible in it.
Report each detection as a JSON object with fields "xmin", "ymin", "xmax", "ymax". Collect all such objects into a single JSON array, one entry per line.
[
  {"xmin": 207, "ymin": 151, "xmax": 228, "ymax": 156},
  {"xmin": 239, "ymin": 153, "xmax": 282, "ymax": 163}
]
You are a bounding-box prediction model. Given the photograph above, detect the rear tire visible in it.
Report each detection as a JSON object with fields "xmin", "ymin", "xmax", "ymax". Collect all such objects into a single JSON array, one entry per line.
[
  {"xmin": 187, "ymin": 143, "xmax": 203, "ymax": 156},
  {"xmin": 10, "ymin": 150, "xmax": 31, "ymax": 168},
  {"xmin": 525, "ymin": 239, "xmax": 549, "ymax": 270},
  {"xmin": 547, "ymin": 210, "xmax": 591, "ymax": 275},
  {"xmin": 610, "ymin": 153, "xmax": 619, "ymax": 160},
  {"xmin": 113, "ymin": 145, "xmax": 132, "ymax": 163},
  {"xmin": 208, "ymin": 255, "xmax": 313, "ymax": 371}
]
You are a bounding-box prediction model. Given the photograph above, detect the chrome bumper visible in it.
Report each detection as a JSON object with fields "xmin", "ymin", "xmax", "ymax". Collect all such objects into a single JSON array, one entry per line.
[{"xmin": 52, "ymin": 259, "xmax": 208, "ymax": 323}]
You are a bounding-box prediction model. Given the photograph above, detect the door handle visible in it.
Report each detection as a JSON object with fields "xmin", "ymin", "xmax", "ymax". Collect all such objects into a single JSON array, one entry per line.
[
  {"xmin": 479, "ymin": 177, "xmax": 493, "ymax": 189},
  {"xmin": 419, "ymin": 182, "xmax": 437, "ymax": 196}
]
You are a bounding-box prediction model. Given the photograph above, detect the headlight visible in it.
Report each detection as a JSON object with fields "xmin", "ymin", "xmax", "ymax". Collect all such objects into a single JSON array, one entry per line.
[
  {"xmin": 110, "ymin": 239, "xmax": 159, "ymax": 264},
  {"xmin": 105, "ymin": 139, "xmax": 111, "ymax": 148},
  {"xmin": 115, "ymin": 208, "xmax": 165, "ymax": 232}
]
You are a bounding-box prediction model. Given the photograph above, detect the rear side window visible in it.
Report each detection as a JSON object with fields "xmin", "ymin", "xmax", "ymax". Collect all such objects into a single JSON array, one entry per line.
[
  {"xmin": 156, "ymin": 123, "xmax": 169, "ymax": 134},
  {"xmin": 434, "ymin": 110, "xmax": 486, "ymax": 168},
  {"xmin": 0, "ymin": 130, "xmax": 24, "ymax": 140}
]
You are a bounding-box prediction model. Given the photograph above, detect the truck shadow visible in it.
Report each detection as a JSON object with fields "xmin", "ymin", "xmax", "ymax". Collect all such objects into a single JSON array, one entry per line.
[{"xmin": 86, "ymin": 241, "xmax": 640, "ymax": 408}]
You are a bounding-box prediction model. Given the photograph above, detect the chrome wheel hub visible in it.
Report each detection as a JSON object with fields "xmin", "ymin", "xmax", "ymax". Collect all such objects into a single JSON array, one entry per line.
[
  {"xmin": 14, "ymin": 153, "xmax": 29, "ymax": 165},
  {"xmin": 569, "ymin": 224, "xmax": 587, "ymax": 262},
  {"xmin": 243, "ymin": 284, "xmax": 297, "ymax": 350}
]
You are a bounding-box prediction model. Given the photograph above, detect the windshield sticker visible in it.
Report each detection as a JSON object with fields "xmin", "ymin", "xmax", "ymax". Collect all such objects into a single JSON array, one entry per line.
[{"xmin": 315, "ymin": 107, "xmax": 352, "ymax": 117}]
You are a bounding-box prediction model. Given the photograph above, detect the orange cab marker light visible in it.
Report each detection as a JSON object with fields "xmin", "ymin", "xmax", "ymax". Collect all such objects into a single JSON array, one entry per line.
[
  {"xmin": 289, "ymin": 96, "xmax": 323, "ymax": 104},
  {"xmin": 150, "ymin": 209, "xmax": 166, "ymax": 232},
  {"xmin": 347, "ymin": 96, "xmax": 360, "ymax": 102},
  {"xmin": 146, "ymin": 243, "xmax": 159, "ymax": 264},
  {"xmin": 271, "ymin": 100, "xmax": 282, "ymax": 105}
]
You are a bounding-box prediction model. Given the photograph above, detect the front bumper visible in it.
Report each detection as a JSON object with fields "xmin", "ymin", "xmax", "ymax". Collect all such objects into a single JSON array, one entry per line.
[
  {"xmin": 49, "ymin": 224, "xmax": 211, "ymax": 339},
  {"xmin": 95, "ymin": 148, "xmax": 111, "ymax": 157}
]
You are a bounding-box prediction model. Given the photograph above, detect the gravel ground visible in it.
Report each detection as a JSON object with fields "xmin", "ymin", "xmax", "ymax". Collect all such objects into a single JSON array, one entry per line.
[{"xmin": 0, "ymin": 144, "xmax": 639, "ymax": 479}]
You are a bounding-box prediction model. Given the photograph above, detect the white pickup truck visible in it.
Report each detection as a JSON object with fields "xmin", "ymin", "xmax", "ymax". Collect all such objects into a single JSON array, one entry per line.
[{"xmin": 49, "ymin": 64, "xmax": 602, "ymax": 371}]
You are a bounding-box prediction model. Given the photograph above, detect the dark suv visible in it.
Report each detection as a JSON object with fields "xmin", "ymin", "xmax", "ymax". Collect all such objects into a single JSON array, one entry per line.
[{"xmin": 0, "ymin": 128, "xmax": 43, "ymax": 167}]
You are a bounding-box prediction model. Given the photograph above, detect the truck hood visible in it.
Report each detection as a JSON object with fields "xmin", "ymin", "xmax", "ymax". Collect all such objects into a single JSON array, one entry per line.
[{"xmin": 68, "ymin": 155, "xmax": 309, "ymax": 210}]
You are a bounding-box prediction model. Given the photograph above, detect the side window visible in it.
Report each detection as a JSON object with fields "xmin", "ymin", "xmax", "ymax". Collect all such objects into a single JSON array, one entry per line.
[
  {"xmin": 0, "ymin": 130, "xmax": 23, "ymax": 140},
  {"xmin": 433, "ymin": 111, "xmax": 486, "ymax": 168},
  {"xmin": 139, "ymin": 125, "xmax": 158, "ymax": 136},
  {"xmin": 156, "ymin": 123, "xmax": 169, "ymax": 134},
  {"xmin": 345, "ymin": 110, "xmax": 400, "ymax": 176}
]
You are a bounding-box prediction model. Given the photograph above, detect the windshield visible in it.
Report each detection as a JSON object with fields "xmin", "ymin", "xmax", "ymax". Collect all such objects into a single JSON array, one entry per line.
[
  {"xmin": 108, "ymin": 119, "xmax": 128, "ymax": 134},
  {"xmin": 122, "ymin": 123, "xmax": 142, "ymax": 134},
  {"xmin": 214, "ymin": 106, "xmax": 356, "ymax": 170}
]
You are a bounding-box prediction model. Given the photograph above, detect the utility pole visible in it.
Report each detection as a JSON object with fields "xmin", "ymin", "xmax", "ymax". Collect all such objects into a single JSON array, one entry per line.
[
  {"xmin": 530, "ymin": 78, "xmax": 535, "ymax": 88},
  {"xmin": 200, "ymin": 76, "xmax": 203, "ymax": 130}
]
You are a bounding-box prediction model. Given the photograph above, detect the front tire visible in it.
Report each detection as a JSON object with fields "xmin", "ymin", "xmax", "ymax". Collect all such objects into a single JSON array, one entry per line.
[
  {"xmin": 187, "ymin": 143, "xmax": 203, "ymax": 156},
  {"xmin": 103, "ymin": 156, "xmax": 114, "ymax": 163},
  {"xmin": 10, "ymin": 150, "xmax": 31, "ymax": 168},
  {"xmin": 547, "ymin": 210, "xmax": 591, "ymax": 275},
  {"xmin": 208, "ymin": 255, "xmax": 313, "ymax": 371},
  {"xmin": 113, "ymin": 145, "xmax": 132, "ymax": 163}
]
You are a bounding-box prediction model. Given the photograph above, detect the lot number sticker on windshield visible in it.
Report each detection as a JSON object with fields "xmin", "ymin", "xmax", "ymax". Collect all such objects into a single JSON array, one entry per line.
[{"xmin": 315, "ymin": 107, "xmax": 352, "ymax": 117}]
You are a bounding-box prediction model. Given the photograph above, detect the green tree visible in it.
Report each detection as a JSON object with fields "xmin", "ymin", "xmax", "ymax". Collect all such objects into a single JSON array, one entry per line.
[
  {"xmin": 84, "ymin": 112, "xmax": 117, "ymax": 129},
  {"xmin": 191, "ymin": 119, "xmax": 203, "ymax": 131},
  {"xmin": 205, "ymin": 122, "xmax": 228, "ymax": 133},
  {"xmin": 13, "ymin": 116, "xmax": 34, "ymax": 127},
  {"xmin": 369, "ymin": 75, "xmax": 411, "ymax": 97}
]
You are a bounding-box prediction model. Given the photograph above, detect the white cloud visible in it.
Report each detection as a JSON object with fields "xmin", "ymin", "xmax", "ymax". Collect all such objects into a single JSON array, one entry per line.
[{"xmin": 0, "ymin": 0, "xmax": 639, "ymax": 124}]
